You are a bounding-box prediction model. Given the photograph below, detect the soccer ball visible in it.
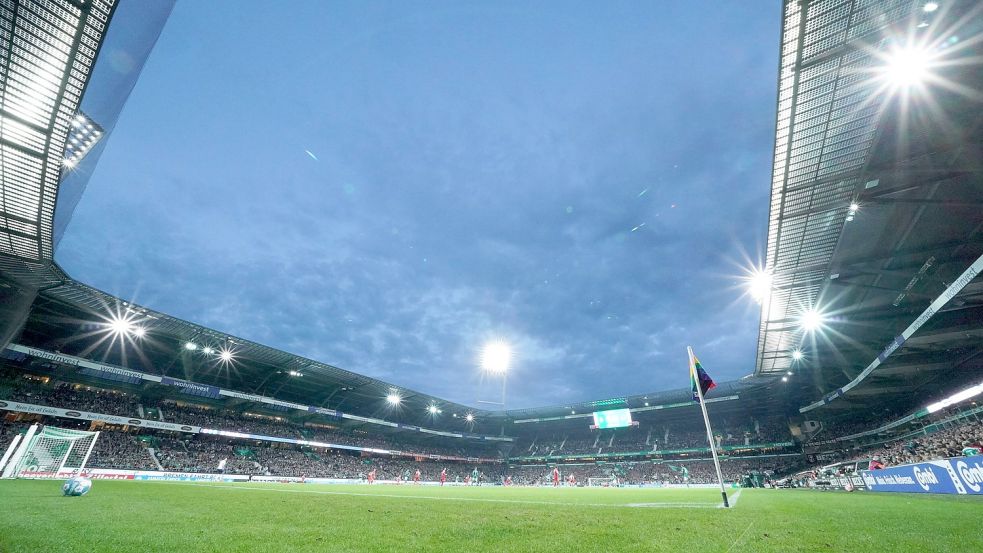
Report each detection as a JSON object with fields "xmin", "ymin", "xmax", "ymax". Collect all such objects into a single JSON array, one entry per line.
[{"xmin": 62, "ymin": 476, "xmax": 92, "ymax": 497}]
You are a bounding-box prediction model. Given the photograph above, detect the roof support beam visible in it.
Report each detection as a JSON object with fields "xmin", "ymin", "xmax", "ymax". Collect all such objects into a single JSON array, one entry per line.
[
  {"xmin": 865, "ymin": 198, "xmax": 983, "ymax": 208},
  {"xmin": 800, "ymin": 250, "xmax": 983, "ymax": 412}
]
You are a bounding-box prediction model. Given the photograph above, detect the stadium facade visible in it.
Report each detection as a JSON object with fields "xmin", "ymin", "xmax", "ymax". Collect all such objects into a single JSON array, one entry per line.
[{"xmin": 0, "ymin": 0, "xmax": 981, "ymax": 480}]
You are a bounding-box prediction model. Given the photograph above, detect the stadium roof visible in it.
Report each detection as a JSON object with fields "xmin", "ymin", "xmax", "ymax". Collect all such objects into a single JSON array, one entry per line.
[
  {"xmin": 0, "ymin": 0, "xmax": 114, "ymax": 285},
  {"xmin": 2, "ymin": 0, "xmax": 981, "ymax": 433},
  {"xmin": 755, "ymin": 0, "xmax": 983, "ymax": 412}
]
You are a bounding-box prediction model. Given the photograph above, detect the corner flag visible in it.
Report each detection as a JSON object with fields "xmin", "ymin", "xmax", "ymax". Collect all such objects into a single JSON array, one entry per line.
[
  {"xmin": 690, "ymin": 351, "xmax": 717, "ymax": 401},
  {"xmin": 687, "ymin": 346, "xmax": 729, "ymax": 507}
]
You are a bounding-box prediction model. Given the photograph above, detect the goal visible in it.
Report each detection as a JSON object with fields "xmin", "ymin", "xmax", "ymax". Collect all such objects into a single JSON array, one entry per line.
[
  {"xmin": 0, "ymin": 424, "xmax": 99, "ymax": 479},
  {"xmin": 587, "ymin": 476, "xmax": 619, "ymax": 487}
]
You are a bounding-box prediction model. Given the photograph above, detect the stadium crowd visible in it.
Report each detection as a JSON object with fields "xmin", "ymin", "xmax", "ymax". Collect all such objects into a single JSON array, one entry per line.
[
  {"xmin": 87, "ymin": 430, "xmax": 159, "ymax": 471},
  {"xmin": 1, "ymin": 412, "xmax": 798, "ymax": 486},
  {"xmin": 0, "ymin": 371, "xmax": 496, "ymax": 460},
  {"xmin": 8, "ymin": 382, "xmax": 139, "ymax": 418},
  {"xmin": 791, "ymin": 415, "xmax": 982, "ymax": 478},
  {"xmin": 505, "ymin": 457, "xmax": 796, "ymax": 486},
  {"xmin": 519, "ymin": 419, "xmax": 792, "ymax": 457}
]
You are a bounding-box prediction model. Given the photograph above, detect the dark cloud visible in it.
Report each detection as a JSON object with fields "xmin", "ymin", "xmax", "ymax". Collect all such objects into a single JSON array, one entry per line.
[{"xmin": 57, "ymin": 1, "xmax": 781, "ymax": 409}]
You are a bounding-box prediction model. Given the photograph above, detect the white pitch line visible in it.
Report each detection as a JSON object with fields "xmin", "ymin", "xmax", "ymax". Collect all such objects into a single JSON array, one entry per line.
[
  {"xmin": 725, "ymin": 521, "xmax": 754, "ymax": 553},
  {"xmin": 720, "ymin": 488, "xmax": 743, "ymax": 509},
  {"xmin": 195, "ymin": 484, "xmax": 721, "ymax": 509}
]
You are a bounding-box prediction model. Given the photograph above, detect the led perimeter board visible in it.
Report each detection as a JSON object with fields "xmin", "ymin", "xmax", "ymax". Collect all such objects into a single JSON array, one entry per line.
[{"xmin": 592, "ymin": 409, "xmax": 633, "ymax": 429}]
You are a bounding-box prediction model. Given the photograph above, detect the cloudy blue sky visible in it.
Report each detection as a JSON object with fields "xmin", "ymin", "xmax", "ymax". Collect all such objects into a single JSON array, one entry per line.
[{"xmin": 57, "ymin": 1, "xmax": 781, "ymax": 409}]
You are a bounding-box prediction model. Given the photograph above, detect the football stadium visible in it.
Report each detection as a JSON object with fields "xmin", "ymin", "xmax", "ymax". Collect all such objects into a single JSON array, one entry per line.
[{"xmin": 1, "ymin": 1, "xmax": 982, "ymax": 551}]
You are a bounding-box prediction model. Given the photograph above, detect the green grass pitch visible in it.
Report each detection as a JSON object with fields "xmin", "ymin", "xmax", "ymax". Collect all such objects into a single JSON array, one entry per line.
[{"xmin": 1, "ymin": 480, "xmax": 980, "ymax": 552}]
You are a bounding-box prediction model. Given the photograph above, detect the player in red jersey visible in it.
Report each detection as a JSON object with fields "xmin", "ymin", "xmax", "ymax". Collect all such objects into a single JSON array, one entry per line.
[
  {"xmin": 504, "ymin": 475, "xmax": 513, "ymax": 486},
  {"xmin": 464, "ymin": 475, "xmax": 471, "ymax": 485},
  {"xmin": 413, "ymin": 469, "xmax": 421, "ymax": 484},
  {"xmin": 552, "ymin": 467, "xmax": 560, "ymax": 487},
  {"xmin": 440, "ymin": 468, "xmax": 447, "ymax": 486},
  {"xmin": 567, "ymin": 472, "xmax": 576, "ymax": 486},
  {"xmin": 367, "ymin": 469, "xmax": 376, "ymax": 484}
]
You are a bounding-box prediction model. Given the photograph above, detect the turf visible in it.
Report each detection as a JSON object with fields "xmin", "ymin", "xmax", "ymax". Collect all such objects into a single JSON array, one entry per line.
[{"xmin": 1, "ymin": 480, "xmax": 980, "ymax": 552}]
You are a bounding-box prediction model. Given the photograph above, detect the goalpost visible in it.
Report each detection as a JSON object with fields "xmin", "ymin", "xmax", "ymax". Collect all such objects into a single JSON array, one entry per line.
[
  {"xmin": 0, "ymin": 424, "xmax": 100, "ymax": 479},
  {"xmin": 587, "ymin": 476, "xmax": 619, "ymax": 488}
]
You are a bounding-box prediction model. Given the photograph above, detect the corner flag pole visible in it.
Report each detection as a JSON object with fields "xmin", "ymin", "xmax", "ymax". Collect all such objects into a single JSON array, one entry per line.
[{"xmin": 688, "ymin": 346, "xmax": 729, "ymax": 508}]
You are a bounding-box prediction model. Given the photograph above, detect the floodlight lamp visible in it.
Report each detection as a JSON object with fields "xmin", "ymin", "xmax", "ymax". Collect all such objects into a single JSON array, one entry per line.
[
  {"xmin": 748, "ymin": 270, "xmax": 773, "ymax": 303},
  {"xmin": 386, "ymin": 393, "xmax": 401, "ymax": 405},
  {"xmin": 481, "ymin": 341, "xmax": 512, "ymax": 374},
  {"xmin": 219, "ymin": 349, "xmax": 233, "ymax": 362},
  {"xmin": 132, "ymin": 326, "xmax": 146, "ymax": 338},
  {"xmin": 108, "ymin": 317, "xmax": 132, "ymax": 336},
  {"xmin": 202, "ymin": 347, "xmax": 214, "ymax": 355},
  {"xmin": 883, "ymin": 46, "xmax": 931, "ymax": 87},
  {"xmin": 644, "ymin": 402, "xmax": 650, "ymax": 407},
  {"xmin": 792, "ymin": 349, "xmax": 804, "ymax": 360},
  {"xmin": 799, "ymin": 310, "xmax": 825, "ymax": 332},
  {"xmin": 427, "ymin": 405, "xmax": 439, "ymax": 414},
  {"xmin": 923, "ymin": 2, "xmax": 939, "ymax": 12},
  {"xmin": 849, "ymin": 202, "xmax": 859, "ymax": 213},
  {"xmin": 465, "ymin": 413, "xmax": 475, "ymax": 422},
  {"xmin": 782, "ymin": 376, "xmax": 789, "ymax": 382},
  {"xmin": 184, "ymin": 342, "xmax": 198, "ymax": 351}
]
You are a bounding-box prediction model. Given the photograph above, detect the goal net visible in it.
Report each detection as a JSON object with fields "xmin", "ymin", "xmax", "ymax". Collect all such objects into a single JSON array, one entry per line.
[
  {"xmin": 587, "ymin": 476, "xmax": 619, "ymax": 487},
  {"xmin": 0, "ymin": 424, "xmax": 99, "ymax": 479}
]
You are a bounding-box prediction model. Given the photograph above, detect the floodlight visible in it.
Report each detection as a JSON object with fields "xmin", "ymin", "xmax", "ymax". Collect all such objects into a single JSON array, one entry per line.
[
  {"xmin": 288, "ymin": 370, "xmax": 303, "ymax": 377},
  {"xmin": 849, "ymin": 202, "xmax": 859, "ymax": 213},
  {"xmin": 926, "ymin": 381, "xmax": 983, "ymax": 413},
  {"xmin": 132, "ymin": 326, "xmax": 146, "ymax": 338},
  {"xmin": 219, "ymin": 349, "xmax": 233, "ymax": 362},
  {"xmin": 386, "ymin": 393, "xmax": 401, "ymax": 405},
  {"xmin": 923, "ymin": 2, "xmax": 939, "ymax": 12},
  {"xmin": 202, "ymin": 347, "xmax": 214, "ymax": 355},
  {"xmin": 883, "ymin": 46, "xmax": 931, "ymax": 87},
  {"xmin": 427, "ymin": 404, "xmax": 439, "ymax": 415},
  {"xmin": 108, "ymin": 317, "xmax": 132, "ymax": 336},
  {"xmin": 786, "ymin": 371, "xmax": 793, "ymax": 376},
  {"xmin": 781, "ymin": 376, "xmax": 788, "ymax": 382},
  {"xmin": 799, "ymin": 310, "xmax": 825, "ymax": 332},
  {"xmin": 481, "ymin": 341, "xmax": 511, "ymax": 374},
  {"xmin": 792, "ymin": 349, "xmax": 803, "ymax": 360},
  {"xmin": 184, "ymin": 342, "xmax": 198, "ymax": 351},
  {"xmin": 465, "ymin": 413, "xmax": 474, "ymax": 422},
  {"xmin": 644, "ymin": 402, "xmax": 649, "ymax": 407},
  {"xmin": 63, "ymin": 111, "xmax": 104, "ymax": 168},
  {"xmin": 747, "ymin": 270, "xmax": 773, "ymax": 303}
]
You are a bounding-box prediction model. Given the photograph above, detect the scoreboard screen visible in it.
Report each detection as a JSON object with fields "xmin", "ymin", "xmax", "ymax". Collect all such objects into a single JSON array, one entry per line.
[{"xmin": 592, "ymin": 408, "xmax": 633, "ymax": 429}]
